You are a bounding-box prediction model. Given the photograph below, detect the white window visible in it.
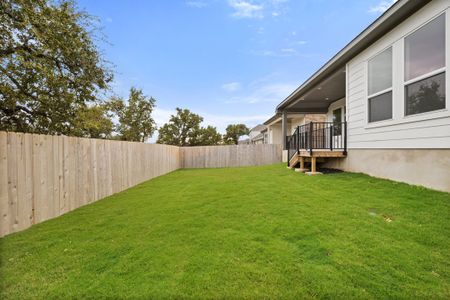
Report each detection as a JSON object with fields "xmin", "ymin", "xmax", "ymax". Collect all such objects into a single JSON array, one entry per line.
[
  {"xmin": 368, "ymin": 47, "xmax": 393, "ymax": 122},
  {"xmin": 404, "ymin": 13, "xmax": 446, "ymax": 116}
]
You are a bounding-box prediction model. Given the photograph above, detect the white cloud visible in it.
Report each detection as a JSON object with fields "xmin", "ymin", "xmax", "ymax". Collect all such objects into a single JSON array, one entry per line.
[
  {"xmin": 280, "ymin": 48, "xmax": 296, "ymax": 53},
  {"xmin": 186, "ymin": 1, "xmax": 208, "ymax": 8},
  {"xmin": 368, "ymin": 0, "xmax": 397, "ymax": 14},
  {"xmin": 250, "ymin": 48, "xmax": 312, "ymax": 58},
  {"xmin": 294, "ymin": 40, "xmax": 307, "ymax": 45},
  {"xmin": 227, "ymin": 0, "xmax": 289, "ymax": 19},
  {"xmin": 152, "ymin": 107, "xmax": 173, "ymax": 128},
  {"xmin": 224, "ymin": 82, "xmax": 296, "ymax": 104},
  {"xmin": 221, "ymin": 82, "xmax": 242, "ymax": 92},
  {"xmin": 228, "ymin": 0, "xmax": 264, "ymax": 19}
]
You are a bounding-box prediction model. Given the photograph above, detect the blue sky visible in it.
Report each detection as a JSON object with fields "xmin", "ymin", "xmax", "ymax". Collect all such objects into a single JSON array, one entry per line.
[{"xmin": 77, "ymin": 0, "xmax": 396, "ymax": 137}]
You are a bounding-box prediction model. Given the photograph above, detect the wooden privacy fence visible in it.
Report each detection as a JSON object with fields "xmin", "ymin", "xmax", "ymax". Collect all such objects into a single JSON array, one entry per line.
[
  {"xmin": 0, "ymin": 132, "xmax": 181, "ymax": 237},
  {"xmin": 0, "ymin": 131, "xmax": 282, "ymax": 237},
  {"xmin": 181, "ymin": 144, "xmax": 282, "ymax": 168}
]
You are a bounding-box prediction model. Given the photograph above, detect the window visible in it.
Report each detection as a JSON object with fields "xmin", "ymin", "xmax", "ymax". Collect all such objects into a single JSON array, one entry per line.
[
  {"xmin": 405, "ymin": 73, "xmax": 445, "ymax": 115},
  {"xmin": 369, "ymin": 92, "xmax": 393, "ymax": 122},
  {"xmin": 404, "ymin": 14, "xmax": 446, "ymax": 116},
  {"xmin": 368, "ymin": 47, "xmax": 393, "ymax": 122},
  {"xmin": 332, "ymin": 108, "xmax": 342, "ymax": 136}
]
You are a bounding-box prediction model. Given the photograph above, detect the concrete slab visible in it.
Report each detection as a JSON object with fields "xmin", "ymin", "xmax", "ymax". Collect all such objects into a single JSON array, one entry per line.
[{"xmin": 305, "ymin": 171, "xmax": 323, "ymax": 176}]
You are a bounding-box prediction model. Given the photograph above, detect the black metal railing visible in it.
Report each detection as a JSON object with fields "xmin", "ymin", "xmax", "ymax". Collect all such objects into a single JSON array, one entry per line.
[
  {"xmin": 286, "ymin": 126, "xmax": 299, "ymax": 163},
  {"xmin": 287, "ymin": 121, "xmax": 347, "ymax": 163}
]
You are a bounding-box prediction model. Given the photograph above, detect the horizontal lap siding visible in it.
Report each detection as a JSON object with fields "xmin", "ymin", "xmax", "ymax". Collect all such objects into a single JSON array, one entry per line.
[{"xmin": 347, "ymin": 1, "xmax": 450, "ymax": 149}]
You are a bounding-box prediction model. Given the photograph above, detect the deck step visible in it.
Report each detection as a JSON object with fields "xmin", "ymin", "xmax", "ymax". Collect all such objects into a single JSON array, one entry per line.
[{"xmin": 288, "ymin": 155, "xmax": 299, "ymax": 169}]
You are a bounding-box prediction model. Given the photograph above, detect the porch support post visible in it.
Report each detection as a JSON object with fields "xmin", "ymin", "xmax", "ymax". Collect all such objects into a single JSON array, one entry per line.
[{"xmin": 281, "ymin": 112, "xmax": 287, "ymax": 150}]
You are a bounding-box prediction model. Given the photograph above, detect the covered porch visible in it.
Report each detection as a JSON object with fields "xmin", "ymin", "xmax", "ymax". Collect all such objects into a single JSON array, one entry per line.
[{"xmin": 273, "ymin": 67, "xmax": 347, "ymax": 174}]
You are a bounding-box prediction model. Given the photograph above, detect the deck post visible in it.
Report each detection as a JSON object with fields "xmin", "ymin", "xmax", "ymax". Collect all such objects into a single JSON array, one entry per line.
[
  {"xmin": 311, "ymin": 156, "xmax": 316, "ymax": 173},
  {"xmin": 309, "ymin": 122, "xmax": 313, "ymax": 155},
  {"xmin": 295, "ymin": 156, "xmax": 309, "ymax": 173},
  {"xmin": 281, "ymin": 112, "xmax": 287, "ymax": 150}
]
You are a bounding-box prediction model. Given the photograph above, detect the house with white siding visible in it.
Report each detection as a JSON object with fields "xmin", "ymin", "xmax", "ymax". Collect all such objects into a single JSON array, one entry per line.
[{"xmin": 265, "ymin": 0, "xmax": 450, "ymax": 192}]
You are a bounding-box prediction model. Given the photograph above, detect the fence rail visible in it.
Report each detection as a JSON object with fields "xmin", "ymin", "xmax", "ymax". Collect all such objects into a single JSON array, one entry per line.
[{"xmin": 0, "ymin": 131, "xmax": 282, "ymax": 237}]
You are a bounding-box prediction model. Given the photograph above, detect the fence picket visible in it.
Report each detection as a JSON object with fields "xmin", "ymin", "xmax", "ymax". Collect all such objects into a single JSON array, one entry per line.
[{"xmin": 0, "ymin": 131, "xmax": 281, "ymax": 237}]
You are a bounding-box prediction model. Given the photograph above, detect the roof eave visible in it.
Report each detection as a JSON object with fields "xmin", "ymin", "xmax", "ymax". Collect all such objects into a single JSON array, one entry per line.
[{"xmin": 276, "ymin": 0, "xmax": 431, "ymax": 111}]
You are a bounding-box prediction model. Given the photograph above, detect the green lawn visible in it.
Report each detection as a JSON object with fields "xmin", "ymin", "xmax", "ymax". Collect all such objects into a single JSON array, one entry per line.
[{"xmin": 1, "ymin": 164, "xmax": 449, "ymax": 299}]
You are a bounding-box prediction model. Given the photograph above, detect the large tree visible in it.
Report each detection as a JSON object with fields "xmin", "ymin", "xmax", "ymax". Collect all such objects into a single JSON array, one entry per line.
[
  {"xmin": 223, "ymin": 124, "xmax": 250, "ymax": 145},
  {"xmin": 108, "ymin": 88, "xmax": 156, "ymax": 142},
  {"xmin": 71, "ymin": 104, "xmax": 114, "ymax": 139},
  {"xmin": 190, "ymin": 125, "xmax": 222, "ymax": 146},
  {"xmin": 0, "ymin": 0, "xmax": 113, "ymax": 135},
  {"xmin": 157, "ymin": 108, "xmax": 203, "ymax": 146}
]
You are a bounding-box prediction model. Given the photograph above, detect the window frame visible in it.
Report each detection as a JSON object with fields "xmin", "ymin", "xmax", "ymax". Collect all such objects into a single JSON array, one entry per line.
[
  {"xmin": 364, "ymin": 9, "xmax": 450, "ymax": 130},
  {"xmin": 403, "ymin": 12, "xmax": 447, "ymax": 117},
  {"xmin": 367, "ymin": 46, "xmax": 394, "ymax": 124}
]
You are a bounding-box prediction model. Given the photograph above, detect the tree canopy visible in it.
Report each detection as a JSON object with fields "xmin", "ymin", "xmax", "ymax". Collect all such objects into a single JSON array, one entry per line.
[
  {"xmin": 0, "ymin": 0, "xmax": 112, "ymax": 135},
  {"xmin": 107, "ymin": 88, "xmax": 156, "ymax": 142},
  {"xmin": 157, "ymin": 108, "xmax": 224, "ymax": 146},
  {"xmin": 157, "ymin": 108, "xmax": 203, "ymax": 146},
  {"xmin": 223, "ymin": 124, "xmax": 250, "ymax": 145},
  {"xmin": 190, "ymin": 125, "xmax": 222, "ymax": 146},
  {"xmin": 71, "ymin": 104, "xmax": 113, "ymax": 139}
]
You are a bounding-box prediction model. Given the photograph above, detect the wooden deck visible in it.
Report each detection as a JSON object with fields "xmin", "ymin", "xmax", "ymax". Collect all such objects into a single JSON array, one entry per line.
[
  {"xmin": 298, "ymin": 150, "xmax": 346, "ymax": 158},
  {"xmin": 288, "ymin": 150, "xmax": 347, "ymax": 173}
]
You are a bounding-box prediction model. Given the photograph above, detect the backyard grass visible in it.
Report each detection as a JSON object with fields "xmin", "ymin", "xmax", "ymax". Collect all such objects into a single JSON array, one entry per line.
[{"xmin": 0, "ymin": 164, "xmax": 449, "ymax": 299}]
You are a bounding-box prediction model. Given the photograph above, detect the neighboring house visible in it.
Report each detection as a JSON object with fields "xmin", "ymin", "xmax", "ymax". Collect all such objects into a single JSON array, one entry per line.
[
  {"xmin": 237, "ymin": 138, "xmax": 250, "ymax": 145},
  {"xmin": 264, "ymin": 114, "xmax": 326, "ymax": 145},
  {"xmin": 265, "ymin": 0, "xmax": 450, "ymax": 192},
  {"xmin": 241, "ymin": 124, "xmax": 268, "ymax": 144}
]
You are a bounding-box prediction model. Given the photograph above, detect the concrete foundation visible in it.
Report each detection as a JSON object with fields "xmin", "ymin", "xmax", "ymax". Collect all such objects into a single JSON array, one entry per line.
[
  {"xmin": 282, "ymin": 150, "xmax": 288, "ymax": 163},
  {"xmin": 321, "ymin": 149, "xmax": 450, "ymax": 193}
]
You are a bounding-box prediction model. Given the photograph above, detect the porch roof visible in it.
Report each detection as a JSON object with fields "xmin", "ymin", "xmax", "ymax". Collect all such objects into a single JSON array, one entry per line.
[
  {"xmin": 276, "ymin": 0, "xmax": 431, "ymax": 113},
  {"xmin": 263, "ymin": 113, "xmax": 306, "ymax": 126}
]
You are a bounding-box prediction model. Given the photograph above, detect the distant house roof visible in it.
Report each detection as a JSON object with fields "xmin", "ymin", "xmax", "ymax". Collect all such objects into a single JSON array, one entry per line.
[{"xmin": 250, "ymin": 124, "xmax": 267, "ymax": 133}]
